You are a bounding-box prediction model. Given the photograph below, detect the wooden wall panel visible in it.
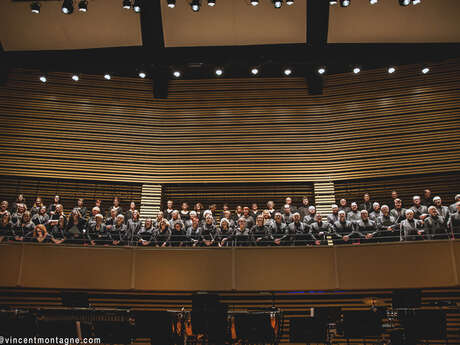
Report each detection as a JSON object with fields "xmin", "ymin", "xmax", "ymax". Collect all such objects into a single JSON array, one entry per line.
[
  {"xmin": 0, "ymin": 175, "xmax": 142, "ymax": 215},
  {"xmin": 0, "ymin": 59, "xmax": 459, "ymax": 183},
  {"xmin": 334, "ymin": 172, "xmax": 460, "ymax": 208}
]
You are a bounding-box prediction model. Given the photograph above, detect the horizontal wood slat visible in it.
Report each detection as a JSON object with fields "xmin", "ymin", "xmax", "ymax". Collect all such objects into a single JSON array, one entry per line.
[{"xmin": 0, "ymin": 59, "xmax": 459, "ymax": 183}]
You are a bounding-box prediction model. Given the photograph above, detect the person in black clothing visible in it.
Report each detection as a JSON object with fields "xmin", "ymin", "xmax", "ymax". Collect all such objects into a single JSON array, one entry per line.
[
  {"xmin": 285, "ymin": 197, "xmax": 297, "ymax": 213},
  {"xmin": 422, "ymin": 189, "xmax": 433, "ymax": 207},
  {"xmin": 360, "ymin": 193, "xmax": 372, "ymax": 213},
  {"xmin": 169, "ymin": 210, "xmax": 183, "ymax": 229},
  {"xmin": 424, "ymin": 206, "xmax": 448, "ymax": 240},
  {"xmin": 65, "ymin": 210, "xmax": 86, "ymax": 244},
  {"xmin": 208, "ymin": 204, "xmax": 218, "ymax": 219},
  {"xmin": 105, "ymin": 208, "xmax": 117, "ymax": 233},
  {"xmin": 271, "ymin": 212, "xmax": 287, "ymax": 246},
  {"xmin": 233, "ymin": 218, "xmax": 251, "ymax": 247},
  {"xmin": 30, "ymin": 224, "xmax": 52, "ymax": 244},
  {"xmin": 449, "ymin": 195, "xmax": 460, "ymax": 214},
  {"xmin": 242, "ymin": 207, "xmax": 255, "ymax": 229},
  {"xmin": 0, "ymin": 201, "xmax": 9, "ymax": 218},
  {"xmin": 155, "ymin": 220, "xmax": 171, "ymax": 247},
  {"xmin": 126, "ymin": 210, "xmax": 142, "ymax": 245},
  {"xmin": 125, "ymin": 201, "xmax": 137, "ymax": 223},
  {"xmin": 11, "ymin": 194, "xmax": 26, "ymax": 214},
  {"xmin": 355, "ymin": 210, "xmax": 378, "ymax": 242},
  {"xmin": 47, "ymin": 195, "xmax": 61, "ymax": 216},
  {"xmin": 11, "ymin": 203, "xmax": 26, "ymax": 225},
  {"xmin": 14, "ymin": 211, "xmax": 35, "ymax": 242},
  {"xmin": 347, "ymin": 202, "xmax": 361, "ymax": 224},
  {"xmin": 375, "ymin": 205, "xmax": 398, "ymax": 242},
  {"xmin": 153, "ymin": 211, "xmax": 165, "ymax": 229},
  {"xmin": 194, "ymin": 202, "xmax": 204, "ymax": 221},
  {"xmin": 251, "ymin": 215, "xmax": 271, "ymax": 246},
  {"xmin": 32, "ymin": 206, "xmax": 49, "ymax": 226},
  {"xmin": 266, "ymin": 201, "xmax": 276, "ymax": 219},
  {"xmin": 170, "ymin": 221, "xmax": 187, "ymax": 247},
  {"xmin": 180, "ymin": 202, "xmax": 191, "ymax": 223},
  {"xmin": 400, "ymin": 209, "xmax": 424, "ymax": 241},
  {"xmin": 339, "ymin": 199, "xmax": 351, "ymax": 214},
  {"xmin": 250, "ymin": 203, "xmax": 261, "ymax": 220},
  {"xmin": 187, "ymin": 217, "xmax": 202, "ymax": 247},
  {"xmin": 87, "ymin": 214, "xmax": 111, "ymax": 245},
  {"xmin": 87, "ymin": 206, "xmax": 101, "ymax": 227},
  {"xmin": 30, "ymin": 197, "xmax": 44, "ymax": 216},
  {"xmin": 310, "ymin": 213, "xmax": 332, "ymax": 243},
  {"xmin": 218, "ymin": 218, "xmax": 233, "ymax": 247},
  {"xmin": 221, "ymin": 210, "xmax": 235, "ymax": 229},
  {"xmin": 448, "ymin": 202, "xmax": 460, "ymax": 238},
  {"xmin": 233, "ymin": 205, "xmax": 243, "ymax": 224},
  {"xmin": 220, "ymin": 204, "xmax": 231, "ymax": 221},
  {"xmin": 111, "ymin": 214, "xmax": 127, "ymax": 246},
  {"xmin": 327, "ymin": 204, "xmax": 339, "ymax": 225},
  {"xmin": 49, "ymin": 215, "xmax": 67, "ymax": 244},
  {"xmin": 288, "ymin": 213, "xmax": 316, "ymax": 246},
  {"xmin": 109, "ymin": 197, "xmax": 123, "ymax": 219},
  {"xmin": 201, "ymin": 215, "xmax": 217, "ymax": 247},
  {"xmin": 410, "ymin": 196, "xmax": 428, "ymax": 220},
  {"xmin": 333, "ymin": 211, "xmax": 356, "ymax": 244},
  {"xmin": 262, "ymin": 209, "xmax": 274, "ymax": 228},
  {"xmin": 72, "ymin": 198, "xmax": 87, "ymax": 219},
  {"xmin": 433, "ymin": 196, "xmax": 450, "ymax": 223},
  {"xmin": 298, "ymin": 196, "xmax": 311, "ymax": 220},
  {"xmin": 282, "ymin": 205, "xmax": 293, "ymax": 225},
  {"xmin": 138, "ymin": 218, "xmax": 155, "ymax": 246},
  {"xmin": 390, "ymin": 198, "xmax": 406, "ymax": 226},
  {"xmin": 0, "ymin": 212, "xmax": 13, "ymax": 242}
]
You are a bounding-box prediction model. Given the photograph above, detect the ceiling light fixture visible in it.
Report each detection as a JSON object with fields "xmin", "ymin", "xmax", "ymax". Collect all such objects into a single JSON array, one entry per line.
[
  {"xmin": 31, "ymin": 1, "xmax": 40, "ymax": 14},
  {"xmin": 422, "ymin": 67, "xmax": 430, "ymax": 74},
  {"xmin": 251, "ymin": 68, "xmax": 260, "ymax": 76},
  {"xmin": 412, "ymin": 0, "xmax": 421, "ymax": 5},
  {"xmin": 78, "ymin": 0, "xmax": 88, "ymax": 12},
  {"xmin": 317, "ymin": 67, "xmax": 326, "ymax": 75},
  {"xmin": 340, "ymin": 0, "xmax": 350, "ymax": 7},
  {"xmin": 138, "ymin": 71, "xmax": 146, "ymax": 79},
  {"xmin": 167, "ymin": 0, "xmax": 176, "ymax": 8},
  {"xmin": 369, "ymin": 0, "xmax": 378, "ymax": 4},
  {"xmin": 207, "ymin": 0, "xmax": 216, "ymax": 6},
  {"xmin": 123, "ymin": 0, "xmax": 131, "ymax": 9},
  {"xmin": 286, "ymin": 0, "xmax": 294, "ymax": 5},
  {"xmin": 399, "ymin": 0, "xmax": 411, "ymax": 6},
  {"xmin": 215, "ymin": 68, "xmax": 223, "ymax": 76},
  {"xmin": 39, "ymin": 75, "xmax": 47, "ymax": 83},
  {"xmin": 173, "ymin": 71, "xmax": 181, "ymax": 78},
  {"xmin": 191, "ymin": 0, "xmax": 201, "ymax": 12},
  {"xmin": 283, "ymin": 68, "xmax": 292, "ymax": 76},
  {"xmin": 72, "ymin": 74, "xmax": 79, "ymax": 81},
  {"xmin": 353, "ymin": 67, "xmax": 361, "ymax": 74},
  {"xmin": 329, "ymin": 0, "xmax": 338, "ymax": 4},
  {"xmin": 272, "ymin": 0, "xmax": 283, "ymax": 9},
  {"xmin": 133, "ymin": 0, "xmax": 141, "ymax": 12},
  {"xmin": 61, "ymin": 0, "xmax": 74, "ymax": 14},
  {"xmin": 250, "ymin": 0, "xmax": 259, "ymax": 5},
  {"xmin": 388, "ymin": 67, "xmax": 396, "ymax": 74},
  {"xmin": 104, "ymin": 74, "xmax": 111, "ymax": 80}
]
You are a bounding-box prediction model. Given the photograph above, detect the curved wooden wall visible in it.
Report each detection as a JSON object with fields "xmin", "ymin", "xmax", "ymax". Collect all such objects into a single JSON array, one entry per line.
[{"xmin": 0, "ymin": 59, "xmax": 459, "ymax": 183}]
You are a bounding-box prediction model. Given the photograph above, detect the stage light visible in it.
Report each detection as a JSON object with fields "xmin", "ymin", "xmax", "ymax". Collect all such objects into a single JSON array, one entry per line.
[
  {"xmin": 104, "ymin": 74, "xmax": 111, "ymax": 80},
  {"xmin": 286, "ymin": 0, "xmax": 294, "ymax": 5},
  {"xmin": 72, "ymin": 74, "xmax": 79, "ymax": 81},
  {"xmin": 62, "ymin": 0, "xmax": 73, "ymax": 14},
  {"xmin": 353, "ymin": 67, "xmax": 361, "ymax": 74},
  {"xmin": 250, "ymin": 0, "xmax": 259, "ymax": 5},
  {"xmin": 283, "ymin": 68, "xmax": 292, "ymax": 76},
  {"xmin": 173, "ymin": 71, "xmax": 181, "ymax": 78},
  {"xmin": 399, "ymin": 0, "xmax": 410, "ymax": 6},
  {"xmin": 122, "ymin": 0, "xmax": 131, "ymax": 9},
  {"xmin": 31, "ymin": 2, "xmax": 40, "ymax": 14},
  {"xmin": 78, "ymin": 0, "xmax": 88, "ymax": 12},
  {"xmin": 251, "ymin": 68, "xmax": 259, "ymax": 76},
  {"xmin": 208, "ymin": 0, "xmax": 216, "ymax": 6},
  {"xmin": 412, "ymin": 0, "xmax": 421, "ymax": 4},
  {"xmin": 138, "ymin": 71, "xmax": 146, "ymax": 79},
  {"xmin": 340, "ymin": 0, "xmax": 350, "ymax": 7},
  {"xmin": 39, "ymin": 75, "xmax": 47, "ymax": 83},
  {"xmin": 167, "ymin": 0, "xmax": 176, "ymax": 8},
  {"xmin": 422, "ymin": 67, "xmax": 430, "ymax": 74},
  {"xmin": 369, "ymin": 0, "xmax": 378, "ymax": 4},
  {"xmin": 317, "ymin": 67, "xmax": 326, "ymax": 75},
  {"xmin": 388, "ymin": 67, "xmax": 396, "ymax": 74},
  {"xmin": 329, "ymin": 0, "xmax": 338, "ymax": 4},
  {"xmin": 273, "ymin": 0, "xmax": 283, "ymax": 8},
  {"xmin": 215, "ymin": 68, "xmax": 223, "ymax": 76},
  {"xmin": 191, "ymin": 0, "xmax": 200, "ymax": 12}
]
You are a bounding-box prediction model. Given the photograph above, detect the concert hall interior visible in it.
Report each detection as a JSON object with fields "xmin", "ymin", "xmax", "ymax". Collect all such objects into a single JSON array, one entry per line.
[{"xmin": 1, "ymin": 0, "xmax": 460, "ymax": 344}]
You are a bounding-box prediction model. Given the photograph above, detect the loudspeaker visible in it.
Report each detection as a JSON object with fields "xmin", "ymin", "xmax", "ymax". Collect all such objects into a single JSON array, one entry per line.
[{"xmin": 392, "ymin": 289, "xmax": 421, "ymax": 309}]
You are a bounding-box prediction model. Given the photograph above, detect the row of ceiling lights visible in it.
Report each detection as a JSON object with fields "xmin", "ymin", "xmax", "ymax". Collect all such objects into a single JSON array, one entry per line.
[
  {"xmin": 166, "ymin": 0, "xmax": 295, "ymax": 11},
  {"xmin": 37, "ymin": 66, "xmax": 431, "ymax": 83},
  {"xmin": 330, "ymin": 0, "xmax": 421, "ymax": 6}
]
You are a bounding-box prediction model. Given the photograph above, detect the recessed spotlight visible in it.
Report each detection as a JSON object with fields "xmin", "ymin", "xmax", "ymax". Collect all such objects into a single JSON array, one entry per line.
[
  {"xmin": 399, "ymin": 0, "xmax": 410, "ymax": 6},
  {"xmin": 78, "ymin": 0, "xmax": 88, "ymax": 12},
  {"xmin": 329, "ymin": 0, "xmax": 338, "ymax": 4},
  {"xmin": 340, "ymin": 0, "xmax": 350, "ymax": 7},
  {"xmin": 191, "ymin": 0, "xmax": 200, "ymax": 11},
  {"xmin": 369, "ymin": 0, "xmax": 378, "ymax": 4},
  {"xmin": 412, "ymin": 0, "xmax": 421, "ymax": 5},
  {"xmin": 173, "ymin": 71, "xmax": 181, "ymax": 78},
  {"xmin": 31, "ymin": 2, "xmax": 40, "ymax": 14},
  {"xmin": 39, "ymin": 76, "xmax": 47, "ymax": 83},
  {"xmin": 133, "ymin": 0, "xmax": 141, "ymax": 12},
  {"xmin": 388, "ymin": 67, "xmax": 396, "ymax": 74},
  {"xmin": 215, "ymin": 68, "xmax": 223, "ymax": 76},
  {"xmin": 104, "ymin": 74, "xmax": 111, "ymax": 80},
  {"xmin": 123, "ymin": 0, "xmax": 131, "ymax": 9},
  {"xmin": 317, "ymin": 67, "xmax": 326, "ymax": 75},
  {"xmin": 250, "ymin": 0, "xmax": 259, "ymax": 5},
  {"xmin": 273, "ymin": 0, "xmax": 283, "ymax": 8},
  {"xmin": 283, "ymin": 68, "xmax": 292, "ymax": 76},
  {"xmin": 286, "ymin": 0, "xmax": 294, "ymax": 5},
  {"xmin": 62, "ymin": 0, "xmax": 73, "ymax": 14},
  {"xmin": 353, "ymin": 67, "xmax": 361, "ymax": 74},
  {"xmin": 72, "ymin": 74, "xmax": 79, "ymax": 81},
  {"xmin": 251, "ymin": 68, "xmax": 259, "ymax": 76},
  {"xmin": 167, "ymin": 0, "xmax": 176, "ymax": 8},
  {"xmin": 208, "ymin": 0, "xmax": 216, "ymax": 6},
  {"xmin": 422, "ymin": 67, "xmax": 430, "ymax": 74},
  {"xmin": 138, "ymin": 72, "xmax": 146, "ymax": 79}
]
